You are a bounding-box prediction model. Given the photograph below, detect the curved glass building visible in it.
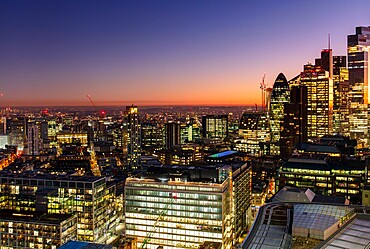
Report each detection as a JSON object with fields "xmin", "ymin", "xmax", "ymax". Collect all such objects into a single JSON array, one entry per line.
[{"xmin": 270, "ymin": 73, "xmax": 290, "ymax": 155}]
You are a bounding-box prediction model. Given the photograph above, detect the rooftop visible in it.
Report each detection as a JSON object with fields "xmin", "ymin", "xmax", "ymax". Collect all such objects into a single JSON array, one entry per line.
[
  {"xmin": 241, "ymin": 203, "xmax": 370, "ymax": 249},
  {"xmin": 0, "ymin": 171, "xmax": 105, "ymax": 183},
  {"xmin": 0, "ymin": 210, "xmax": 74, "ymax": 225},
  {"xmin": 59, "ymin": 241, "xmax": 112, "ymax": 249}
]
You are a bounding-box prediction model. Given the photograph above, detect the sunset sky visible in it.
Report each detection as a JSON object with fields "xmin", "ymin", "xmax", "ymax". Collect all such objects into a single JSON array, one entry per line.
[{"xmin": 1, "ymin": 0, "xmax": 370, "ymax": 106}]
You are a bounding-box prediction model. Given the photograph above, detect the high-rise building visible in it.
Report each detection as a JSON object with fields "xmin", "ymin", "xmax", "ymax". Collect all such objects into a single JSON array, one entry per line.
[
  {"xmin": 348, "ymin": 26, "xmax": 370, "ymax": 148},
  {"xmin": 141, "ymin": 122, "xmax": 163, "ymax": 151},
  {"xmin": 27, "ymin": 121, "xmax": 40, "ymax": 155},
  {"xmin": 202, "ymin": 115, "xmax": 228, "ymax": 140},
  {"xmin": 315, "ymin": 49, "xmax": 333, "ymax": 77},
  {"xmin": 8, "ymin": 117, "xmax": 26, "ymax": 150},
  {"xmin": 269, "ymin": 73, "xmax": 290, "ymax": 155},
  {"xmin": 333, "ymin": 58, "xmax": 349, "ymax": 135},
  {"xmin": 300, "ymin": 64, "xmax": 333, "ymax": 141},
  {"xmin": 280, "ymin": 86, "xmax": 308, "ymax": 158},
  {"xmin": 125, "ymin": 105, "xmax": 141, "ymax": 170},
  {"xmin": 164, "ymin": 122, "xmax": 181, "ymax": 149}
]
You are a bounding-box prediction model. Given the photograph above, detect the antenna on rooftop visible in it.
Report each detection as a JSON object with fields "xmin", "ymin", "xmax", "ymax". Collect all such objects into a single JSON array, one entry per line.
[{"xmin": 328, "ymin": 33, "xmax": 331, "ymax": 50}]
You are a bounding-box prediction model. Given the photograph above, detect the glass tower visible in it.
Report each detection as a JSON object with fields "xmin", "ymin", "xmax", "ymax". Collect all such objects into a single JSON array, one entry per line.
[
  {"xmin": 300, "ymin": 64, "xmax": 333, "ymax": 141},
  {"xmin": 348, "ymin": 26, "xmax": 370, "ymax": 148},
  {"xmin": 269, "ymin": 73, "xmax": 290, "ymax": 155}
]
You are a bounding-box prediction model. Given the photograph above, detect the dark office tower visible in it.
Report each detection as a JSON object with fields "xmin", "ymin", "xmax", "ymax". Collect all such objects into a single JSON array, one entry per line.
[
  {"xmin": 332, "ymin": 56, "xmax": 350, "ymax": 135},
  {"xmin": 27, "ymin": 121, "xmax": 40, "ymax": 155},
  {"xmin": 164, "ymin": 122, "xmax": 180, "ymax": 149},
  {"xmin": 300, "ymin": 64, "xmax": 333, "ymax": 141},
  {"xmin": 40, "ymin": 121, "xmax": 48, "ymax": 140},
  {"xmin": 202, "ymin": 115, "xmax": 228, "ymax": 140},
  {"xmin": 125, "ymin": 105, "xmax": 141, "ymax": 170},
  {"xmin": 348, "ymin": 26, "xmax": 370, "ymax": 148},
  {"xmin": 269, "ymin": 73, "xmax": 290, "ymax": 155},
  {"xmin": 315, "ymin": 49, "xmax": 333, "ymax": 78},
  {"xmin": 280, "ymin": 86, "xmax": 308, "ymax": 158}
]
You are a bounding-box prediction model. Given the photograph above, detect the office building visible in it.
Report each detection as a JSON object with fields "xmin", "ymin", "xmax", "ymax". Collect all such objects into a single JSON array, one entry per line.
[
  {"xmin": 8, "ymin": 117, "xmax": 26, "ymax": 150},
  {"xmin": 280, "ymin": 86, "xmax": 308, "ymax": 158},
  {"xmin": 348, "ymin": 26, "xmax": 370, "ymax": 148},
  {"xmin": 0, "ymin": 211, "xmax": 77, "ymax": 248},
  {"xmin": 164, "ymin": 122, "xmax": 181, "ymax": 149},
  {"xmin": 27, "ymin": 121, "xmax": 40, "ymax": 155},
  {"xmin": 269, "ymin": 73, "xmax": 290, "ymax": 155},
  {"xmin": 300, "ymin": 64, "xmax": 333, "ymax": 140},
  {"xmin": 141, "ymin": 122, "xmax": 163, "ymax": 151},
  {"xmin": 125, "ymin": 163, "xmax": 251, "ymax": 249},
  {"xmin": 278, "ymin": 154, "xmax": 368, "ymax": 204},
  {"xmin": 236, "ymin": 112, "xmax": 270, "ymax": 156},
  {"xmin": 202, "ymin": 115, "xmax": 228, "ymax": 140},
  {"xmin": 333, "ymin": 65, "xmax": 349, "ymax": 135},
  {"xmin": 0, "ymin": 172, "xmax": 122, "ymax": 243}
]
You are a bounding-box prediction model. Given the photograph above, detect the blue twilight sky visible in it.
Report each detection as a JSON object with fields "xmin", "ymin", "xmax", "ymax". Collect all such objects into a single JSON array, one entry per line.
[{"xmin": 0, "ymin": 0, "xmax": 370, "ymax": 106}]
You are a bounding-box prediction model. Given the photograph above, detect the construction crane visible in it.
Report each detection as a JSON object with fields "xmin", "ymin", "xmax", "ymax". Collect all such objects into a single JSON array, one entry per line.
[
  {"xmin": 86, "ymin": 94, "xmax": 106, "ymax": 118},
  {"xmin": 140, "ymin": 195, "xmax": 177, "ymax": 249},
  {"xmin": 259, "ymin": 73, "xmax": 266, "ymax": 111}
]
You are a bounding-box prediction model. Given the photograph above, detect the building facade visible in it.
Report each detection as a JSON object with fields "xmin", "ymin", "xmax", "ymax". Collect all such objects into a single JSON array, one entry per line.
[
  {"xmin": 278, "ymin": 155, "xmax": 368, "ymax": 204},
  {"xmin": 348, "ymin": 26, "xmax": 370, "ymax": 148},
  {"xmin": 0, "ymin": 211, "xmax": 77, "ymax": 248},
  {"xmin": 300, "ymin": 64, "xmax": 333, "ymax": 141},
  {"xmin": 125, "ymin": 105, "xmax": 141, "ymax": 170},
  {"xmin": 269, "ymin": 73, "xmax": 290, "ymax": 155},
  {"xmin": 202, "ymin": 115, "xmax": 228, "ymax": 140},
  {"xmin": 0, "ymin": 173, "xmax": 122, "ymax": 243},
  {"xmin": 125, "ymin": 164, "xmax": 251, "ymax": 249}
]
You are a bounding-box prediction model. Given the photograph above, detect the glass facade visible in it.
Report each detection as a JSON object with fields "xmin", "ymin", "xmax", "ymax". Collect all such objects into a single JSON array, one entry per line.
[
  {"xmin": 348, "ymin": 26, "xmax": 370, "ymax": 148},
  {"xmin": 237, "ymin": 112, "xmax": 270, "ymax": 156},
  {"xmin": 125, "ymin": 179, "xmax": 232, "ymax": 249},
  {"xmin": 269, "ymin": 73, "xmax": 290, "ymax": 155},
  {"xmin": 202, "ymin": 115, "xmax": 228, "ymax": 140},
  {"xmin": 0, "ymin": 174, "xmax": 122, "ymax": 243},
  {"xmin": 300, "ymin": 64, "xmax": 333, "ymax": 141}
]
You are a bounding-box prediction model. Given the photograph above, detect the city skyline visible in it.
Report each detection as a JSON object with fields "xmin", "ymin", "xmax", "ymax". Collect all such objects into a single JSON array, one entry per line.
[{"xmin": 1, "ymin": 0, "xmax": 370, "ymax": 106}]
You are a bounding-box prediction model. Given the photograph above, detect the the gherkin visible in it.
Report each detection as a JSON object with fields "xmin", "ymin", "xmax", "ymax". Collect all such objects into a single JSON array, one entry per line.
[{"xmin": 270, "ymin": 73, "xmax": 290, "ymax": 155}]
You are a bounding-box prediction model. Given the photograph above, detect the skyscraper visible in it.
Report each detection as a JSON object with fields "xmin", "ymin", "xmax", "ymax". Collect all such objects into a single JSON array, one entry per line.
[
  {"xmin": 348, "ymin": 26, "xmax": 370, "ymax": 148},
  {"xmin": 333, "ymin": 56, "xmax": 349, "ymax": 135},
  {"xmin": 164, "ymin": 121, "xmax": 181, "ymax": 149},
  {"xmin": 27, "ymin": 121, "xmax": 40, "ymax": 155},
  {"xmin": 300, "ymin": 64, "xmax": 333, "ymax": 141},
  {"xmin": 280, "ymin": 86, "xmax": 308, "ymax": 158},
  {"xmin": 269, "ymin": 73, "xmax": 290, "ymax": 155},
  {"xmin": 125, "ymin": 105, "xmax": 141, "ymax": 170}
]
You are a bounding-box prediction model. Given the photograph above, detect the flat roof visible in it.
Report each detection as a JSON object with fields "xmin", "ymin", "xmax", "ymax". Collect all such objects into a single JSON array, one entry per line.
[
  {"xmin": 208, "ymin": 150, "xmax": 238, "ymax": 158},
  {"xmin": 59, "ymin": 241, "xmax": 112, "ymax": 249},
  {"xmin": 0, "ymin": 171, "xmax": 105, "ymax": 183},
  {"xmin": 0, "ymin": 210, "xmax": 74, "ymax": 224}
]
